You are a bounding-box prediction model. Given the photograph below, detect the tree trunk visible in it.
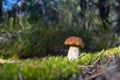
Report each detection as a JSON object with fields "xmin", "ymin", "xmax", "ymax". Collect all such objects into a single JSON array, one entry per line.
[
  {"xmin": 79, "ymin": 0, "xmax": 87, "ymax": 20},
  {"xmin": 115, "ymin": 0, "xmax": 120, "ymax": 34},
  {"xmin": 0, "ymin": 0, "xmax": 2, "ymax": 18},
  {"xmin": 98, "ymin": 0, "xmax": 110, "ymax": 30}
]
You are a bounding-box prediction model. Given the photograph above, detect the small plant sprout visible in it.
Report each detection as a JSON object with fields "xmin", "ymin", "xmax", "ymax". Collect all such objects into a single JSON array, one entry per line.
[{"xmin": 64, "ymin": 36, "xmax": 84, "ymax": 61}]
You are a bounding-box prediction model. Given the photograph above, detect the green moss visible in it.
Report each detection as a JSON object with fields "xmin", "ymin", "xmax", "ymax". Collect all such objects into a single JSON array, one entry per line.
[
  {"xmin": 0, "ymin": 57, "xmax": 82, "ymax": 80},
  {"xmin": 0, "ymin": 47, "xmax": 120, "ymax": 80}
]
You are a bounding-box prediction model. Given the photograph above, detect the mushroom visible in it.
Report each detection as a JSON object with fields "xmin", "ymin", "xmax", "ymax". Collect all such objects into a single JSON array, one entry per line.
[{"xmin": 64, "ymin": 36, "xmax": 84, "ymax": 61}]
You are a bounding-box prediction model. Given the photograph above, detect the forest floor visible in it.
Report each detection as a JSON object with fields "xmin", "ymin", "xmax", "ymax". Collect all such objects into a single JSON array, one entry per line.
[
  {"xmin": 0, "ymin": 47, "xmax": 120, "ymax": 80},
  {"xmin": 80, "ymin": 57, "xmax": 120, "ymax": 80}
]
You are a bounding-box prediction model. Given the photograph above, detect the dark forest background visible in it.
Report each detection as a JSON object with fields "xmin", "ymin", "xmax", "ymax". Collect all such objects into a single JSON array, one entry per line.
[{"xmin": 0, "ymin": 0, "xmax": 120, "ymax": 58}]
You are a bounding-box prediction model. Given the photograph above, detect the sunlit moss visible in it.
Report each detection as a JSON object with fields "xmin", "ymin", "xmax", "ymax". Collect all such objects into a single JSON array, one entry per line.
[{"xmin": 0, "ymin": 47, "xmax": 120, "ymax": 80}]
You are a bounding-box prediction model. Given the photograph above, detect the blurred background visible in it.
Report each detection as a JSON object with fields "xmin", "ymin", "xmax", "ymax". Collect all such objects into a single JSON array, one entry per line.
[{"xmin": 0, "ymin": 0, "xmax": 120, "ymax": 58}]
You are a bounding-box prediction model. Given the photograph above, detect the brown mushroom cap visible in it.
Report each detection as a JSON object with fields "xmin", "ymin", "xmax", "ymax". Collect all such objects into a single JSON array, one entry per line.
[{"xmin": 64, "ymin": 36, "xmax": 84, "ymax": 48}]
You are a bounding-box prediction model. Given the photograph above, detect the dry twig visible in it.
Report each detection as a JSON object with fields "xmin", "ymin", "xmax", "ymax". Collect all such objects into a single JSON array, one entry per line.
[{"xmin": 85, "ymin": 65, "xmax": 118, "ymax": 80}]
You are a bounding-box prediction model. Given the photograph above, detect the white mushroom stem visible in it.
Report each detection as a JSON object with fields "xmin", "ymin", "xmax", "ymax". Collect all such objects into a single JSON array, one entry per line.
[{"xmin": 67, "ymin": 46, "xmax": 80, "ymax": 61}]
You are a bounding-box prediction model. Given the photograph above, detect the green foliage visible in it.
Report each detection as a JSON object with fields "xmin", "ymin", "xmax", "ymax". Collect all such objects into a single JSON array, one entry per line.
[
  {"xmin": 0, "ymin": 47, "xmax": 120, "ymax": 80},
  {"xmin": 0, "ymin": 57, "xmax": 82, "ymax": 80},
  {"xmin": 76, "ymin": 46, "xmax": 120, "ymax": 66},
  {"xmin": 0, "ymin": 0, "xmax": 118, "ymax": 58},
  {"xmin": 0, "ymin": 22, "xmax": 117, "ymax": 58},
  {"xmin": 2, "ymin": 26, "xmax": 65, "ymax": 57},
  {"xmin": 77, "ymin": 53, "xmax": 99, "ymax": 65}
]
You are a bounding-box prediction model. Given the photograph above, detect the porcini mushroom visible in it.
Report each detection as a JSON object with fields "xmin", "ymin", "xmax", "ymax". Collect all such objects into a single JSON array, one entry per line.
[{"xmin": 64, "ymin": 36, "xmax": 84, "ymax": 61}]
